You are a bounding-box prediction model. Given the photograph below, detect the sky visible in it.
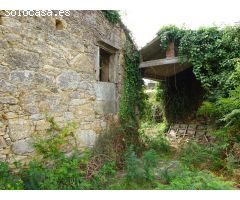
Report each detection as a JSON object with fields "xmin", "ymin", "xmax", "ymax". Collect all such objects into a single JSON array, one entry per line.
[
  {"xmin": 121, "ymin": 1, "xmax": 240, "ymax": 49},
  {"xmin": 1, "ymin": 0, "xmax": 239, "ymax": 49}
]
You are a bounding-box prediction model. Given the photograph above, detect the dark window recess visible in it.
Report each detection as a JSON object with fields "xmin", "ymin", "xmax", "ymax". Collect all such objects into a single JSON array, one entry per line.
[
  {"xmin": 99, "ymin": 48, "xmax": 111, "ymax": 82},
  {"xmin": 55, "ymin": 19, "xmax": 64, "ymax": 30},
  {"xmin": 0, "ymin": 16, "xmax": 3, "ymax": 25}
]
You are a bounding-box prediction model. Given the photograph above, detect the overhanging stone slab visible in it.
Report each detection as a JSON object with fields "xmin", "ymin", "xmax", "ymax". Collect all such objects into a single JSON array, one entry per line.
[
  {"xmin": 139, "ymin": 35, "xmax": 192, "ymax": 80},
  {"xmin": 140, "ymin": 57, "xmax": 180, "ymax": 68},
  {"xmin": 140, "ymin": 57, "xmax": 191, "ymax": 80}
]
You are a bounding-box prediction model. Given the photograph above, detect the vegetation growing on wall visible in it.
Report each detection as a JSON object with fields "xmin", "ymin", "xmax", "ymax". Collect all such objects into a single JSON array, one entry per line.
[
  {"xmin": 102, "ymin": 10, "xmax": 146, "ymax": 147},
  {"xmin": 156, "ymin": 25, "xmax": 240, "ymax": 182},
  {"xmin": 1, "ymin": 16, "xmax": 239, "ymax": 190},
  {"xmin": 156, "ymin": 25, "xmax": 240, "ymax": 122},
  {"xmin": 119, "ymin": 41, "xmax": 146, "ymax": 127},
  {"xmin": 102, "ymin": 10, "xmax": 121, "ymax": 25},
  {"xmin": 0, "ymin": 116, "xmax": 237, "ymax": 189},
  {"xmin": 157, "ymin": 25, "xmax": 186, "ymax": 54},
  {"xmin": 0, "ymin": 119, "xmax": 118, "ymax": 190},
  {"xmin": 118, "ymin": 40, "xmax": 147, "ymax": 148},
  {"xmin": 179, "ymin": 26, "xmax": 240, "ymax": 100},
  {"xmin": 1, "ymin": 121, "xmax": 235, "ymax": 190}
]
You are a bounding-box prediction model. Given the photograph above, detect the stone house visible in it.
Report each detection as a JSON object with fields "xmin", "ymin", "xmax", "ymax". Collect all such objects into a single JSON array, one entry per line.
[{"xmin": 0, "ymin": 10, "xmax": 131, "ymax": 163}]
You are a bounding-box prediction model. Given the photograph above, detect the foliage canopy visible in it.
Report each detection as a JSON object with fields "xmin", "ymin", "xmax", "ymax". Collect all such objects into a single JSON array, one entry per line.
[{"xmin": 158, "ymin": 25, "xmax": 240, "ymax": 101}]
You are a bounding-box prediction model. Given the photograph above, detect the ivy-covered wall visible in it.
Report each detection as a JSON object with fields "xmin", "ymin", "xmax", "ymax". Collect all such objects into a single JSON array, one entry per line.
[
  {"xmin": 119, "ymin": 41, "xmax": 145, "ymax": 125},
  {"xmin": 156, "ymin": 25, "xmax": 240, "ymax": 123}
]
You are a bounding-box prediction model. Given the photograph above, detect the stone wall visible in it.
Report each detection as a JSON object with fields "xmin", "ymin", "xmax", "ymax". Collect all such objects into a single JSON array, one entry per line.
[{"xmin": 0, "ymin": 10, "xmax": 128, "ymax": 163}]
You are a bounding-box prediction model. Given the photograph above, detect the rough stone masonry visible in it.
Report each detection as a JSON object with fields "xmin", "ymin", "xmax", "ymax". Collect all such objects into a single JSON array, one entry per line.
[{"xmin": 0, "ymin": 10, "xmax": 129, "ymax": 163}]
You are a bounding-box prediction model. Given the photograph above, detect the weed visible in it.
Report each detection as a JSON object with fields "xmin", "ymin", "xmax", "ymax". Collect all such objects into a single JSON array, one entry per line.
[
  {"xmin": 0, "ymin": 162, "xmax": 23, "ymax": 190},
  {"xmin": 142, "ymin": 149, "xmax": 158, "ymax": 180},
  {"xmin": 179, "ymin": 140, "xmax": 212, "ymax": 168},
  {"xmin": 166, "ymin": 169, "xmax": 235, "ymax": 190},
  {"xmin": 124, "ymin": 145, "xmax": 145, "ymax": 184}
]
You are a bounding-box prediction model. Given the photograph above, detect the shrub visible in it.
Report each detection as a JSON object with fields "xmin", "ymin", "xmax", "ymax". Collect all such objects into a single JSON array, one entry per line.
[
  {"xmin": 179, "ymin": 136, "xmax": 232, "ymax": 171},
  {"xmin": 92, "ymin": 125, "xmax": 126, "ymax": 168},
  {"xmin": 156, "ymin": 163, "xmax": 236, "ymax": 190},
  {"xmin": 157, "ymin": 161, "xmax": 183, "ymax": 185},
  {"xmin": 197, "ymin": 101, "xmax": 217, "ymax": 119},
  {"xmin": 90, "ymin": 161, "xmax": 117, "ymax": 189},
  {"xmin": 166, "ymin": 169, "xmax": 235, "ymax": 190},
  {"xmin": 149, "ymin": 134, "xmax": 170, "ymax": 153},
  {"xmin": 124, "ymin": 146, "xmax": 157, "ymax": 183},
  {"xmin": 196, "ymin": 85, "xmax": 240, "ymax": 174},
  {"xmin": 21, "ymin": 118, "xmax": 121, "ymax": 190},
  {"xmin": 32, "ymin": 116, "xmax": 77, "ymax": 159},
  {"xmin": 142, "ymin": 149, "xmax": 158, "ymax": 180},
  {"xmin": 20, "ymin": 152, "xmax": 92, "ymax": 190},
  {"xmin": 179, "ymin": 140, "xmax": 212, "ymax": 168},
  {"xmin": 142, "ymin": 83, "xmax": 165, "ymax": 123},
  {"xmin": 140, "ymin": 122, "xmax": 170, "ymax": 153},
  {"xmin": 225, "ymin": 154, "xmax": 239, "ymax": 174},
  {"xmin": 124, "ymin": 145, "xmax": 160, "ymax": 186},
  {"xmin": 197, "ymin": 75, "xmax": 240, "ymax": 131},
  {"xmin": 124, "ymin": 145, "xmax": 145, "ymax": 184},
  {"xmin": 142, "ymin": 96, "xmax": 155, "ymax": 123},
  {"xmin": 0, "ymin": 162, "xmax": 23, "ymax": 190},
  {"xmin": 1, "ymin": 118, "xmax": 121, "ymax": 190},
  {"xmin": 209, "ymin": 142, "xmax": 228, "ymax": 171},
  {"xmin": 226, "ymin": 59, "xmax": 240, "ymax": 89}
]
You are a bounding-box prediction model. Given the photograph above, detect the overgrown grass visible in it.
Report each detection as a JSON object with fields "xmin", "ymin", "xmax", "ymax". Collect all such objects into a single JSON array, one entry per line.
[
  {"xmin": 0, "ymin": 117, "xmax": 238, "ymax": 190},
  {"xmin": 140, "ymin": 122, "xmax": 170, "ymax": 153},
  {"xmin": 156, "ymin": 167, "xmax": 235, "ymax": 190},
  {"xmin": 106, "ymin": 147, "xmax": 236, "ymax": 190}
]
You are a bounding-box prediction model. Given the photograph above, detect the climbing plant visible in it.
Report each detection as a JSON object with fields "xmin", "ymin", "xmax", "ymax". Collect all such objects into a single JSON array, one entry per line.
[
  {"xmin": 119, "ymin": 40, "xmax": 146, "ymax": 128},
  {"xmin": 158, "ymin": 25, "xmax": 240, "ymax": 100},
  {"xmin": 179, "ymin": 26, "xmax": 240, "ymax": 100},
  {"xmin": 157, "ymin": 25, "xmax": 187, "ymax": 53},
  {"xmin": 102, "ymin": 10, "xmax": 146, "ymax": 149},
  {"xmin": 102, "ymin": 10, "xmax": 146, "ymax": 128},
  {"xmin": 102, "ymin": 10, "xmax": 121, "ymax": 25},
  {"xmin": 156, "ymin": 25, "xmax": 240, "ymax": 122}
]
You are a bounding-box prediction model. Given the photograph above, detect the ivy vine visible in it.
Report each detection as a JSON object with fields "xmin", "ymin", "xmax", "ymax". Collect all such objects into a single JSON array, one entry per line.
[
  {"xmin": 102, "ymin": 10, "xmax": 145, "ymax": 146},
  {"xmin": 119, "ymin": 40, "xmax": 146, "ymax": 127},
  {"xmin": 156, "ymin": 25, "xmax": 240, "ymax": 122},
  {"xmin": 157, "ymin": 25, "xmax": 186, "ymax": 52},
  {"xmin": 102, "ymin": 10, "xmax": 121, "ymax": 25},
  {"xmin": 179, "ymin": 26, "xmax": 240, "ymax": 100},
  {"xmin": 157, "ymin": 25, "xmax": 240, "ymax": 101}
]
